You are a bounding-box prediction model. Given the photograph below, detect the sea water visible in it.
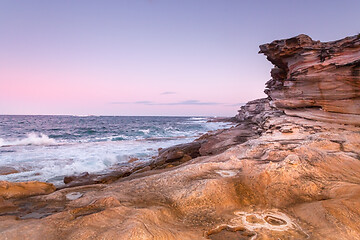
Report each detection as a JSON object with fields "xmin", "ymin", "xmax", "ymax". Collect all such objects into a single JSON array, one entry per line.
[{"xmin": 0, "ymin": 115, "xmax": 232, "ymax": 186}]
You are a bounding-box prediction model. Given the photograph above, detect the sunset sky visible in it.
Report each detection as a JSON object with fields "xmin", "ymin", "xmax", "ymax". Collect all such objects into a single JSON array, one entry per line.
[{"xmin": 1, "ymin": 0, "xmax": 359, "ymax": 116}]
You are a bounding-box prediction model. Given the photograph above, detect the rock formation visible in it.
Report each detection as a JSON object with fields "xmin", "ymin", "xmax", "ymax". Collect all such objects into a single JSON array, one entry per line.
[
  {"xmin": 0, "ymin": 34, "xmax": 359, "ymax": 240},
  {"xmin": 259, "ymin": 34, "xmax": 360, "ymax": 125},
  {"xmin": 0, "ymin": 181, "xmax": 56, "ymax": 199}
]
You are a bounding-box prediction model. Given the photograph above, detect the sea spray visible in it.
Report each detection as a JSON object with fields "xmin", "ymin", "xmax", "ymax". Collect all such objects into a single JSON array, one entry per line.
[
  {"xmin": 0, "ymin": 115, "xmax": 233, "ymax": 186},
  {"xmin": 0, "ymin": 132, "xmax": 57, "ymax": 147}
]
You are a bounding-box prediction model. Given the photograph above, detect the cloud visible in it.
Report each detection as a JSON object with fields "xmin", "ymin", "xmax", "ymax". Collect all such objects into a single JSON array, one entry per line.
[
  {"xmin": 167, "ymin": 100, "xmax": 221, "ymax": 106},
  {"xmin": 109, "ymin": 101, "xmax": 154, "ymax": 105},
  {"xmin": 109, "ymin": 101, "xmax": 129, "ymax": 104},
  {"xmin": 161, "ymin": 91, "xmax": 176, "ymax": 95},
  {"xmin": 134, "ymin": 101, "xmax": 154, "ymax": 105}
]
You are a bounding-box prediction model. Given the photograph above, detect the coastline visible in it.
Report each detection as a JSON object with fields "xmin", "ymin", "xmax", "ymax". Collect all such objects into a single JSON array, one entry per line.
[
  {"xmin": 1, "ymin": 34, "xmax": 360, "ymax": 239},
  {"xmin": 0, "ymin": 116, "xmax": 231, "ymax": 186},
  {"xmin": 0, "ymin": 116, "xmax": 238, "ymax": 190}
]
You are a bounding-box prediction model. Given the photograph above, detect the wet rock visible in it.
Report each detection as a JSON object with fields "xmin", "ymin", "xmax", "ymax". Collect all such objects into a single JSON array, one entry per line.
[
  {"xmin": 159, "ymin": 142, "xmax": 201, "ymax": 160},
  {"xmin": 0, "ymin": 167, "xmax": 19, "ymax": 176},
  {"xmin": 150, "ymin": 142, "xmax": 201, "ymax": 169},
  {"xmin": 64, "ymin": 172, "xmax": 90, "ymax": 184},
  {"xmin": 198, "ymin": 123, "xmax": 259, "ymax": 156},
  {"xmin": 127, "ymin": 157, "xmax": 139, "ymax": 163},
  {"xmin": 62, "ymin": 169, "xmax": 132, "ymax": 188}
]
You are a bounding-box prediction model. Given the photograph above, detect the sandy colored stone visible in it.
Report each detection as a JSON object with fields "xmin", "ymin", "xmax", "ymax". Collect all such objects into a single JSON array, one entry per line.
[
  {"xmin": 0, "ymin": 181, "xmax": 56, "ymax": 199},
  {"xmin": 259, "ymin": 34, "xmax": 360, "ymax": 124}
]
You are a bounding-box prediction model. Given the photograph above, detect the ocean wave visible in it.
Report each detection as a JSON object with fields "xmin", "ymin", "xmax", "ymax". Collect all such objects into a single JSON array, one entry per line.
[
  {"xmin": 0, "ymin": 132, "xmax": 57, "ymax": 147},
  {"xmin": 189, "ymin": 117, "xmax": 208, "ymax": 120},
  {"xmin": 139, "ymin": 129, "xmax": 150, "ymax": 134},
  {"xmin": 110, "ymin": 136, "xmax": 127, "ymax": 141}
]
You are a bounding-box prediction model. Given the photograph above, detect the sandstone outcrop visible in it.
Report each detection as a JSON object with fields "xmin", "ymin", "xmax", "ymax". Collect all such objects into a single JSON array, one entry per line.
[
  {"xmin": 0, "ymin": 181, "xmax": 56, "ymax": 199},
  {"xmin": 259, "ymin": 34, "xmax": 360, "ymax": 125},
  {"xmin": 0, "ymin": 34, "xmax": 359, "ymax": 240}
]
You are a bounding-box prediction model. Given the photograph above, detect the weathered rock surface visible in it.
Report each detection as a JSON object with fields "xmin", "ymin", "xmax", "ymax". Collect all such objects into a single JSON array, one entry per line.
[
  {"xmin": 0, "ymin": 34, "xmax": 359, "ymax": 240},
  {"xmin": 0, "ymin": 181, "xmax": 56, "ymax": 199},
  {"xmin": 259, "ymin": 34, "xmax": 360, "ymax": 125}
]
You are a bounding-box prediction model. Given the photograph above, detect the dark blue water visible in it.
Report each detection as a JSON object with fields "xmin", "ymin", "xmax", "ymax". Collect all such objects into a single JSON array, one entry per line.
[
  {"xmin": 0, "ymin": 115, "xmax": 217, "ymax": 142},
  {"xmin": 0, "ymin": 115, "xmax": 231, "ymax": 186}
]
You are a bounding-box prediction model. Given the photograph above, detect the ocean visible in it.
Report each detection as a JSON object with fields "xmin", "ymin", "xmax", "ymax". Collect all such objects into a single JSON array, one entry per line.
[{"xmin": 0, "ymin": 115, "xmax": 232, "ymax": 186}]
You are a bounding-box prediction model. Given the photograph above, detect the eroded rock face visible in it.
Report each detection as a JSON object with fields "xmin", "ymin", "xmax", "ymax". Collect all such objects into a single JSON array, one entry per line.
[
  {"xmin": 235, "ymin": 98, "xmax": 284, "ymax": 127},
  {"xmin": 259, "ymin": 34, "xmax": 360, "ymax": 125}
]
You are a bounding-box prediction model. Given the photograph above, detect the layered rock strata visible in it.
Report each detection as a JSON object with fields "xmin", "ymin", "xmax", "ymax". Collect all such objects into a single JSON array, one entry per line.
[
  {"xmin": 259, "ymin": 34, "xmax": 360, "ymax": 125},
  {"xmin": 0, "ymin": 34, "xmax": 359, "ymax": 240}
]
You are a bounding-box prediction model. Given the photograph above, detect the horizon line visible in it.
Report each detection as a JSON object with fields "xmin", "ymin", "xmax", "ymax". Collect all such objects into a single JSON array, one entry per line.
[{"xmin": 0, "ymin": 113, "xmax": 234, "ymax": 118}]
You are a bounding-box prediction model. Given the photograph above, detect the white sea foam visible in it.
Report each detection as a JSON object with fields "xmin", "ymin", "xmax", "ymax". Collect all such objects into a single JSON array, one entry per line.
[
  {"xmin": 139, "ymin": 129, "xmax": 150, "ymax": 134},
  {"xmin": 190, "ymin": 117, "xmax": 207, "ymax": 120},
  {"xmin": 0, "ymin": 138, "xmax": 198, "ymax": 186},
  {"xmin": 0, "ymin": 132, "xmax": 57, "ymax": 147},
  {"xmin": 0, "ymin": 117, "xmax": 233, "ymax": 186}
]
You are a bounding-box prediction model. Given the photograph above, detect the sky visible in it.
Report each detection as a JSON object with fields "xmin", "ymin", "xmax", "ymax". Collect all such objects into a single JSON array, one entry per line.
[{"xmin": 1, "ymin": 0, "xmax": 359, "ymax": 116}]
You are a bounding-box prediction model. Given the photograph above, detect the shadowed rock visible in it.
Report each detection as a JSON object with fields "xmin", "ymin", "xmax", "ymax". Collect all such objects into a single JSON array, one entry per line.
[{"xmin": 0, "ymin": 167, "xmax": 19, "ymax": 176}]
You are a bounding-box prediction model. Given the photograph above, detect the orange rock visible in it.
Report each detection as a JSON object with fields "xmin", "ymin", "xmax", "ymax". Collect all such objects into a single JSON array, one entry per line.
[
  {"xmin": 0, "ymin": 181, "xmax": 56, "ymax": 199},
  {"xmin": 259, "ymin": 34, "xmax": 360, "ymax": 125}
]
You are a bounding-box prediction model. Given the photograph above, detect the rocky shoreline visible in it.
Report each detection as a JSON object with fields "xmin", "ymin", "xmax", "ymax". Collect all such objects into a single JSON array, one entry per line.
[{"xmin": 1, "ymin": 34, "xmax": 359, "ymax": 239}]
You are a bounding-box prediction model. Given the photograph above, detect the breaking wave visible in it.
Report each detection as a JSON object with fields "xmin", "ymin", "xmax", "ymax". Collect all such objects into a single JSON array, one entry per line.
[{"xmin": 0, "ymin": 132, "xmax": 57, "ymax": 147}]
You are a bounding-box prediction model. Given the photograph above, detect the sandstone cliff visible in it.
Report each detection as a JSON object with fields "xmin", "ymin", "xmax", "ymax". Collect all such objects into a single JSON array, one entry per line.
[
  {"xmin": 0, "ymin": 34, "xmax": 359, "ymax": 240},
  {"xmin": 259, "ymin": 34, "xmax": 360, "ymax": 125}
]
